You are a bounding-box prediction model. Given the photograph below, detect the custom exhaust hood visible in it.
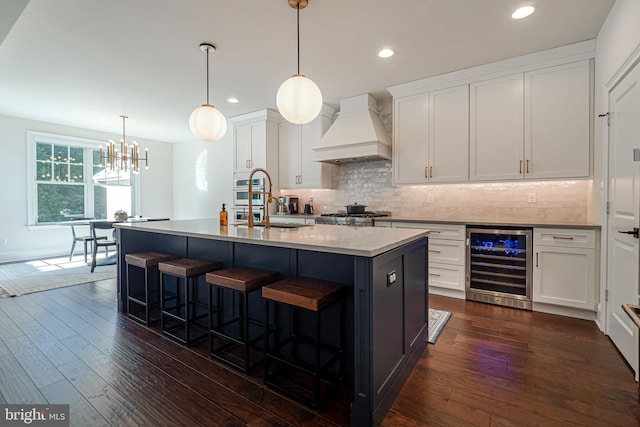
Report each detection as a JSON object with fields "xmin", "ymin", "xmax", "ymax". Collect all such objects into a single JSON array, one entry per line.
[{"xmin": 314, "ymin": 94, "xmax": 391, "ymax": 163}]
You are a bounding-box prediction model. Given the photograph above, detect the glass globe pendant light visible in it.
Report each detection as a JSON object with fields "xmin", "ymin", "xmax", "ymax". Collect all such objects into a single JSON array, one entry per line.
[
  {"xmin": 189, "ymin": 43, "xmax": 228, "ymax": 142},
  {"xmin": 276, "ymin": 0, "xmax": 323, "ymax": 125}
]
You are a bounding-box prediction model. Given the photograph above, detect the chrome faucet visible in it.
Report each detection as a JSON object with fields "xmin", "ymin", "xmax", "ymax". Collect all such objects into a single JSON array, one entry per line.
[{"xmin": 248, "ymin": 168, "xmax": 275, "ymax": 228}]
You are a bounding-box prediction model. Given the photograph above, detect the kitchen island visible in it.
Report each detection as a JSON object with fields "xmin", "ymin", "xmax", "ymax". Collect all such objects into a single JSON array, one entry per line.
[{"xmin": 114, "ymin": 219, "xmax": 429, "ymax": 426}]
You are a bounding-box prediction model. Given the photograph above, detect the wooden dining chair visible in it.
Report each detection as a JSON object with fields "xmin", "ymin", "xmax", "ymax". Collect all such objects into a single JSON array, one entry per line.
[{"xmin": 90, "ymin": 221, "xmax": 118, "ymax": 272}]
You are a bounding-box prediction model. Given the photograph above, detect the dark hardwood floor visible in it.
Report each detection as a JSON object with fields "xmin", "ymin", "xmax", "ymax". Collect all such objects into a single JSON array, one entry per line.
[
  {"xmin": 0, "ymin": 280, "xmax": 639, "ymax": 426},
  {"xmin": 383, "ymin": 295, "xmax": 640, "ymax": 427}
]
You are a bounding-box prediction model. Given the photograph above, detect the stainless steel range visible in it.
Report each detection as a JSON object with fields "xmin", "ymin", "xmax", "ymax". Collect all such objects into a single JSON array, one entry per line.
[{"xmin": 315, "ymin": 212, "xmax": 390, "ymax": 227}]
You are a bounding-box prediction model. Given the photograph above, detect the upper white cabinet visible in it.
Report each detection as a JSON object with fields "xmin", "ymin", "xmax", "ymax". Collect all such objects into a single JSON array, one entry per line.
[
  {"xmin": 524, "ymin": 61, "xmax": 591, "ymax": 179},
  {"xmin": 470, "ymin": 60, "xmax": 591, "ymax": 182},
  {"xmin": 470, "ymin": 74, "xmax": 524, "ymax": 181},
  {"xmin": 389, "ymin": 42, "xmax": 595, "ymax": 185},
  {"xmin": 393, "ymin": 84, "xmax": 469, "ymax": 185},
  {"xmin": 279, "ymin": 106, "xmax": 335, "ymax": 189},
  {"xmin": 231, "ymin": 109, "xmax": 280, "ymax": 175}
]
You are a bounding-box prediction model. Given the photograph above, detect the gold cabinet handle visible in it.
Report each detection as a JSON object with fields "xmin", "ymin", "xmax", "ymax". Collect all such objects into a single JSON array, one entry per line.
[
  {"xmin": 526, "ymin": 159, "xmax": 529, "ymax": 174},
  {"xmin": 425, "ymin": 166, "xmax": 428, "ymax": 179},
  {"xmin": 430, "ymin": 166, "xmax": 433, "ymax": 178},
  {"xmin": 536, "ymin": 252, "xmax": 539, "ymax": 267},
  {"xmin": 552, "ymin": 235, "xmax": 575, "ymax": 240},
  {"xmin": 429, "ymin": 273, "xmax": 441, "ymax": 277},
  {"xmin": 428, "ymin": 249, "xmax": 441, "ymax": 253},
  {"xmin": 519, "ymin": 160, "xmax": 523, "ymax": 174}
]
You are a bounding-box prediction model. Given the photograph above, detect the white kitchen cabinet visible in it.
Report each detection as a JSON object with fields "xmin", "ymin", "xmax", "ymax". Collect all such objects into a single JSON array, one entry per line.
[
  {"xmin": 279, "ymin": 106, "xmax": 335, "ymax": 189},
  {"xmin": 524, "ymin": 61, "xmax": 591, "ymax": 179},
  {"xmin": 533, "ymin": 228, "xmax": 598, "ymax": 313},
  {"xmin": 470, "ymin": 60, "xmax": 591, "ymax": 182},
  {"xmin": 231, "ymin": 109, "xmax": 280, "ymax": 175},
  {"xmin": 393, "ymin": 85, "xmax": 469, "ymax": 185},
  {"xmin": 470, "ymin": 74, "xmax": 524, "ymax": 181},
  {"xmin": 386, "ymin": 221, "xmax": 466, "ymax": 299}
]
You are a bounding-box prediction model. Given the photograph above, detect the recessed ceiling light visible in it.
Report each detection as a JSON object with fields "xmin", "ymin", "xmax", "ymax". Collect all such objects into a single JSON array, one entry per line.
[
  {"xmin": 512, "ymin": 5, "xmax": 536, "ymax": 19},
  {"xmin": 378, "ymin": 48, "xmax": 394, "ymax": 59},
  {"xmin": 227, "ymin": 97, "xmax": 239, "ymax": 103}
]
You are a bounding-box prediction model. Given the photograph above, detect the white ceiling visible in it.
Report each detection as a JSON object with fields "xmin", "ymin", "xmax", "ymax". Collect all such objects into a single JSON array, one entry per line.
[{"xmin": 0, "ymin": 0, "xmax": 615, "ymax": 143}]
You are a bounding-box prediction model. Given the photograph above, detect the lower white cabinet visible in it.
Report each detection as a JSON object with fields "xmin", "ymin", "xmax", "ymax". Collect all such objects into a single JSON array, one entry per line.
[
  {"xmin": 383, "ymin": 221, "xmax": 466, "ymax": 298},
  {"xmin": 533, "ymin": 228, "xmax": 598, "ymax": 312}
]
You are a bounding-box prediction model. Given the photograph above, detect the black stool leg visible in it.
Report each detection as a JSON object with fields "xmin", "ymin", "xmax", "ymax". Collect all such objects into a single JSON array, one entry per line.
[
  {"xmin": 314, "ymin": 309, "xmax": 321, "ymax": 407},
  {"xmin": 185, "ymin": 277, "xmax": 190, "ymax": 345}
]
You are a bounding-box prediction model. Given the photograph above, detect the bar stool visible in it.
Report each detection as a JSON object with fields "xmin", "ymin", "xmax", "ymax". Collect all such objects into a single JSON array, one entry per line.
[
  {"xmin": 205, "ymin": 266, "xmax": 279, "ymax": 373},
  {"xmin": 159, "ymin": 258, "xmax": 222, "ymax": 346},
  {"xmin": 125, "ymin": 251, "xmax": 179, "ymax": 326},
  {"xmin": 262, "ymin": 277, "xmax": 344, "ymax": 408}
]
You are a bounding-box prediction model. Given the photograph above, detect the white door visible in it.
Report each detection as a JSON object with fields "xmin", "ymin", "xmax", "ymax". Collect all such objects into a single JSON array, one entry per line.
[{"xmin": 607, "ymin": 62, "xmax": 640, "ymax": 375}]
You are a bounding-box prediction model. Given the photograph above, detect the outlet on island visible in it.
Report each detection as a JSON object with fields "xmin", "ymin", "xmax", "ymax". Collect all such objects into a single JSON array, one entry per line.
[
  {"xmin": 0, "ymin": 237, "xmax": 7, "ymax": 246},
  {"xmin": 427, "ymin": 194, "xmax": 434, "ymax": 204},
  {"xmin": 528, "ymin": 193, "xmax": 537, "ymax": 203}
]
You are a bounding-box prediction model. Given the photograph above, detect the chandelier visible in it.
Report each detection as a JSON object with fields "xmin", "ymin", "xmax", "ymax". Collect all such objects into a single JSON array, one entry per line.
[{"xmin": 99, "ymin": 115, "xmax": 148, "ymax": 173}]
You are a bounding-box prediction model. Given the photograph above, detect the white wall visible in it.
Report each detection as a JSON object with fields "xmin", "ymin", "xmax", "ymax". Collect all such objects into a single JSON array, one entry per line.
[
  {"xmin": 0, "ymin": 114, "xmax": 173, "ymax": 263},
  {"xmin": 172, "ymin": 125, "xmax": 233, "ymax": 221},
  {"xmin": 594, "ymin": 0, "xmax": 640, "ymax": 328}
]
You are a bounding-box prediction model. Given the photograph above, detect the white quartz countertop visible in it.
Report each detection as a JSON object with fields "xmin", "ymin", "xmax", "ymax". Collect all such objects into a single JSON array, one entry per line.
[{"xmin": 115, "ymin": 219, "xmax": 429, "ymax": 257}]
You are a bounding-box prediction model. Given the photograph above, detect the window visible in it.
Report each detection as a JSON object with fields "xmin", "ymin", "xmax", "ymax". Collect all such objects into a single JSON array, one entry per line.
[{"xmin": 27, "ymin": 131, "xmax": 138, "ymax": 226}]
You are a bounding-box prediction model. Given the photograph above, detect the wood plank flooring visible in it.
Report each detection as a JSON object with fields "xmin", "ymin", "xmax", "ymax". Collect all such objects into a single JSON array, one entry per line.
[
  {"xmin": 383, "ymin": 295, "xmax": 640, "ymax": 427},
  {"xmin": 0, "ymin": 280, "xmax": 639, "ymax": 426}
]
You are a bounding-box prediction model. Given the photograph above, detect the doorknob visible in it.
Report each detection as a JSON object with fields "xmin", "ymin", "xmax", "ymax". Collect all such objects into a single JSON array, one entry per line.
[{"xmin": 619, "ymin": 227, "xmax": 639, "ymax": 238}]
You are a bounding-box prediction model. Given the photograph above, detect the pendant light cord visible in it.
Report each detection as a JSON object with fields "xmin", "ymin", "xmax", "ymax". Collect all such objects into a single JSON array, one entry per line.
[
  {"xmin": 297, "ymin": 2, "xmax": 300, "ymax": 75},
  {"xmin": 205, "ymin": 46, "xmax": 210, "ymax": 105}
]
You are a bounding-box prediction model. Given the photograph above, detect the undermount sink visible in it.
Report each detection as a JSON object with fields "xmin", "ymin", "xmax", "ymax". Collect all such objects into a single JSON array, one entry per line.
[
  {"xmin": 233, "ymin": 222, "xmax": 310, "ymax": 229},
  {"xmin": 254, "ymin": 223, "xmax": 311, "ymax": 229}
]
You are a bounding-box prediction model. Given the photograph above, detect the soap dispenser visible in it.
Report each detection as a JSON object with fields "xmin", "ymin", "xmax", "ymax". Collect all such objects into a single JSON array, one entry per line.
[{"xmin": 219, "ymin": 203, "xmax": 228, "ymax": 226}]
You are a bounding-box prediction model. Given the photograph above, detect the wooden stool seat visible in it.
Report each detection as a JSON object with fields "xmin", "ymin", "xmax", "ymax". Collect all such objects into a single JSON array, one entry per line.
[
  {"xmin": 262, "ymin": 277, "xmax": 343, "ymax": 311},
  {"xmin": 205, "ymin": 266, "xmax": 278, "ymax": 373},
  {"xmin": 126, "ymin": 251, "xmax": 179, "ymax": 268},
  {"xmin": 159, "ymin": 258, "xmax": 222, "ymax": 346},
  {"xmin": 262, "ymin": 276, "xmax": 345, "ymax": 408},
  {"xmin": 126, "ymin": 251, "xmax": 179, "ymax": 326},
  {"xmin": 158, "ymin": 258, "xmax": 222, "ymax": 278},
  {"xmin": 206, "ymin": 267, "xmax": 279, "ymax": 292}
]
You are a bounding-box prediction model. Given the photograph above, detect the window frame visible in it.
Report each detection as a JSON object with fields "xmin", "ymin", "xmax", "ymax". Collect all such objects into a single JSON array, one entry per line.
[{"xmin": 26, "ymin": 131, "xmax": 140, "ymax": 228}]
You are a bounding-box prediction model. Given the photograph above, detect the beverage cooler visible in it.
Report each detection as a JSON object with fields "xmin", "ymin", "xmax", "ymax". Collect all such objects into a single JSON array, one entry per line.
[{"xmin": 466, "ymin": 227, "xmax": 533, "ymax": 310}]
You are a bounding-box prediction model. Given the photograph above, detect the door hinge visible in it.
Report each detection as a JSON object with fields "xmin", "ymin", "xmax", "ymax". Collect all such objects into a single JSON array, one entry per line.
[{"xmin": 605, "ymin": 289, "xmax": 609, "ymax": 302}]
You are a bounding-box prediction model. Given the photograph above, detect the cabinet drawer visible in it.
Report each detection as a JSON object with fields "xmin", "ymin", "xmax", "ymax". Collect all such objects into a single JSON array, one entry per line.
[
  {"xmin": 429, "ymin": 239, "xmax": 465, "ymax": 265},
  {"xmin": 534, "ymin": 228, "xmax": 596, "ymax": 249},
  {"xmin": 429, "ymin": 263, "xmax": 465, "ymax": 291},
  {"xmin": 392, "ymin": 222, "xmax": 465, "ymax": 240}
]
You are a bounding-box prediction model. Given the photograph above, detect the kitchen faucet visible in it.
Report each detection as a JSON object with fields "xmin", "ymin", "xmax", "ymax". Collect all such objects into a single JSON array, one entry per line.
[{"xmin": 248, "ymin": 168, "xmax": 275, "ymax": 228}]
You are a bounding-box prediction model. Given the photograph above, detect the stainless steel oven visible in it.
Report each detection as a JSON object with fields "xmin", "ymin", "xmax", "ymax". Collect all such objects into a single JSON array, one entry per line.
[
  {"xmin": 233, "ymin": 177, "xmax": 266, "ymax": 206},
  {"xmin": 232, "ymin": 207, "xmax": 264, "ymax": 224}
]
